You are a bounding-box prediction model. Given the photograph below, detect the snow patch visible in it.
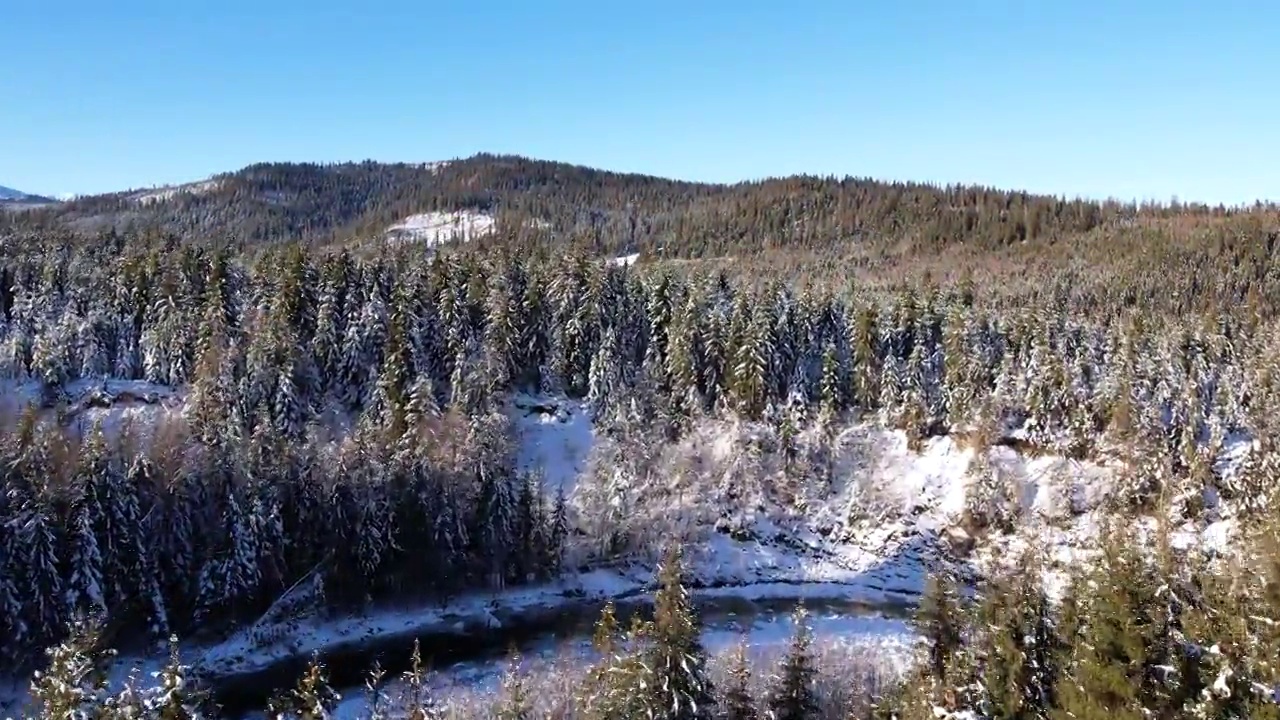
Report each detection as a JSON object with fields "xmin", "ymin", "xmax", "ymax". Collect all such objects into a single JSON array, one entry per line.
[
  {"xmin": 133, "ymin": 179, "xmax": 222, "ymax": 205},
  {"xmin": 610, "ymin": 253, "xmax": 640, "ymax": 267},
  {"xmin": 385, "ymin": 210, "xmax": 497, "ymax": 246},
  {"xmin": 509, "ymin": 395, "xmax": 595, "ymax": 496},
  {"xmin": 0, "ymin": 379, "xmax": 184, "ymax": 439}
]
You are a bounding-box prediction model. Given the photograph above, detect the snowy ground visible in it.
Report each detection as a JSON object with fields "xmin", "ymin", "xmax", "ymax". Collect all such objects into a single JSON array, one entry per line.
[
  {"xmin": 508, "ymin": 394, "xmax": 595, "ymax": 496},
  {"xmin": 384, "ymin": 210, "xmax": 553, "ymax": 246},
  {"xmin": 0, "ymin": 378, "xmax": 184, "ymax": 438},
  {"xmin": 510, "ymin": 396, "xmax": 1242, "ymax": 603},
  {"xmin": 385, "ymin": 211, "xmax": 497, "ymax": 245}
]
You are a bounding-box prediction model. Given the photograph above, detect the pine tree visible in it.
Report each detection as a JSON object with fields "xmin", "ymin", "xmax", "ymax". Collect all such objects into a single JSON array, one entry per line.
[
  {"xmin": 145, "ymin": 636, "xmax": 207, "ymax": 720},
  {"xmin": 0, "ymin": 526, "xmax": 26, "ymax": 664},
  {"xmin": 494, "ymin": 652, "xmax": 534, "ymax": 720},
  {"xmin": 29, "ymin": 615, "xmax": 116, "ymax": 720},
  {"xmin": 722, "ymin": 641, "xmax": 759, "ymax": 720},
  {"xmin": 1050, "ymin": 531, "xmax": 1151, "ymax": 720},
  {"xmin": 16, "ymin": 496, "xmax": 65, "ymax": 649},
  {"xmin": 548, "ymin": 485, "xmax": 569, "ymax": 576},
  {"xmin": 396, "ymin": 640, "xmax": 441, "ymax": 720},
  {"xmin": 273, "ymin": 655, "xmax": 340, "ymax": 720},
  {"xmin": 731, "ymin": 298, "xmax": 774, "ymax": 419},
  {"xmin": 65, "ymin": 498, "xmax": 107, "ymax": 617},
  {"xmin": 818, "ymin": 339, "xmax": 847, "ymax": 419},
  {"xmin": 916, "ymin": 570, "xmax": 964, "ymax": 686},
  {"xmin": 644, "ymin": 544, "xmax": 716, "ymax": 720},
  {"xmin": 766, "ymin": 607, "xmax": 819, "ymax": 720}
]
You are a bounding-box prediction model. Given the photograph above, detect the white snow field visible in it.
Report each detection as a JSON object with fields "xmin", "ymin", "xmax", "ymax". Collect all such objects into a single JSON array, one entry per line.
[
  {"xmin": 384, "ymin": 210, "xmax": 552, "ymax": 246},
  {"xmin": 385, "ymin": 210, "xmax": 498, "ymax": 245}
]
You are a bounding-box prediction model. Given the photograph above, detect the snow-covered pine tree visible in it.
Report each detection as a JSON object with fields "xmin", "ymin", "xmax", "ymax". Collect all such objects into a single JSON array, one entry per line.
[
  {"xmin": 400, "ymin": 373, "xmax": 441, "ymax": 452},
  {"xmin": 353, "ymin": 473, "xmax": 397, "ymax": 598},
  {"xmin": 395, "ymin": 640, "xmax": 441, "ymax": 720},
  {"xmin": 150, "ymin": 461, "xmax": 197, "ymax": 630},
  {"xmin": 548, "ymin": 485, "xmax": 568, "ymax": 576},
  {"xmin": 143, "ymin": 636, "xmax": 208, "ymax": 719},
  {"xmin": 665, "ymin": 290, "xmax": 705, "ymax": 412},
  {"xmin": 642, "ymin": 270, "xmax": 675, "ymax": 386},
  {"xmin": 730, "ymin": 297, "xmax": 774, "ymax": 419},
  {"xmin": 368, "ymin": 315, "xmax": 411, "ymax": 440},
  {"xmin": 818, "ymin": 338, "xmax": 848, "ymax": 421},
  {"xmin": 30, "ymin": 321, "xmax": 71, "ymax": 400},
  {"xmin": 643, "ymin": 545, "xmax": 716, "ymax": 720},
  {"xmin": 493, "ymin": 652, "xmax": 534, "ymax": 720},
  {"xmin": 77, "ymin": 314, "xmax": 111, "ymax": 380},
  {"xmin": 766, "ymin": 606, "xmax": 819, "ymax": 720},
  {"xmin": 1, "ymin": 315, "xmax": 34, "ymax": 380},
  {"xmin": 15, "ymin": 494, "xmax": 65, "ymax": 651},
  {"xmin": 587, "ymin": 326, "xmax": 622, "ymax": 415},
  {"xmin": 482, "ymin": 271, "xmax": 520, "ymax": 393},
  {"xmin": 196, "ymin": 471, "xmax": 261, "ymax": 624},
  {"xmin": 0, "ymin": 523, "xmax": 26, "ymax": 665},
  {"xmin": 849, "ymin": 301, "xmax": 881, "ymax": 411},
  {"xmin": 311, "ymin": 276, "xmax": 344, "ymax": 401},
  {"xmin": 188, "ymin": 286, "xmax": 239, "ymax": 445},
  {"xmin": 472, "ymin": 467, "xmax": 518, "ymax": 590},
  {"xmin": 272, "ymin": 655, "xmax": 341, "ymax": 720},
  {"xmin": 517, "ymin": 267, "xmax": 551, "ymax": 390},
  {"xmin": 917, "ymin": 569, "xmax": 965, "ymax": 688},
  {"xmin": 941, "ymin": 301, "xmax": 976, "ymax": 430},
  {"xmin": 722, "ymin": 641, "xmax": 759, "ymax": 720},
  {"xmin": 65, "ymin": 494, "xmax": 108, "ymax": 618},
  {"xmin": 28, "ymin": 615, "xmax": 116, "ymax": 720},
  {"xmin": 272, "ymin": 357, "xmax": 307, "ymax": 440}
]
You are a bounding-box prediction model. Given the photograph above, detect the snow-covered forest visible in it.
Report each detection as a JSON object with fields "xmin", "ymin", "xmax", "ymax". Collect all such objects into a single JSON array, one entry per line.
[{"xmin": 4, "ymin": 156, "xmax": 1280, "ymax": 718}]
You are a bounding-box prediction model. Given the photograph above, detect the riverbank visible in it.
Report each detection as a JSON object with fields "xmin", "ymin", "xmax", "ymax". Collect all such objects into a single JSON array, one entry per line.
[{"xmin": 195, "ymin": 550, "xmax": 923, "ymax": 716}]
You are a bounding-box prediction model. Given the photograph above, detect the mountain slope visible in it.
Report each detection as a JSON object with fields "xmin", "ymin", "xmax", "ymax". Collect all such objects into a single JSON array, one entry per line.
[
  {"xmin": 0, "ymin": 184, "xmax": 56, "ymax": 204},
  {"xmin": 1, "ymin": 153, "xmax": 1195, "ymax": 255}
]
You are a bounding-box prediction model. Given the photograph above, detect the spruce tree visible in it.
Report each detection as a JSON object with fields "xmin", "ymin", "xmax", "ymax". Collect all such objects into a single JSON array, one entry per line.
[
  {"xmin": 146, "ymin": 636, "xmax": 208, "ymax": 720},
  {"xmin": 494, "ymin": 652, "xmax": 534, "ymax": 720},
  {"xmin": 272, "ymin": 655, "xmax": 340, "ymax": 720},
  {"xmin": 29, "ymin": 615, "xmax": 116, "ymax": 720},
  {"xmin": 917, "ymin": 570, "xmax": 964, "ymax": 686},
  {"xmin": 766, "ymin": 606, "xmax": 819, "ymax": 720},
  {"xmin": 722, "ymin": 640, "xmax": 759, "ymax": 720},
  {"xmin": 645, "ymin": 544, "xmax": 716, "ymax": 720}
]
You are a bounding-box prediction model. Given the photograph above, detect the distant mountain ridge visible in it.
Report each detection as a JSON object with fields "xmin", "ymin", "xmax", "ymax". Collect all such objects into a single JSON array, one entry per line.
[
  {"xmin": 0, "ymin": 184, "xmax": 57, "ymax": 203},
  {"xmin": 0, "ymin": 153, "xmax": 1236, "ymax": 257}
]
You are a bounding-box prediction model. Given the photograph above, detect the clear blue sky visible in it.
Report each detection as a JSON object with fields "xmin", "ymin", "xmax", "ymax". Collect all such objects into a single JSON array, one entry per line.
[{"xmin": 3, "ymin": 1, "xmax": 1277, "ymax": 204}]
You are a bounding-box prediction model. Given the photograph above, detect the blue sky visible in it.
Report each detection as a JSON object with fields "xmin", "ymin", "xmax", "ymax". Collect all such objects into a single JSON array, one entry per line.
[{"xmin": 3, "ymin": 1, "xmax": 1277, "ymax": 204}]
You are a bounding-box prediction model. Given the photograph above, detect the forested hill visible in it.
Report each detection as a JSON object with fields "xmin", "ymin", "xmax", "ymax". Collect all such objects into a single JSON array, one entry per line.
[{"xmin": 1, "ymin": 153, "xmax": 1251, "ymax": 257}]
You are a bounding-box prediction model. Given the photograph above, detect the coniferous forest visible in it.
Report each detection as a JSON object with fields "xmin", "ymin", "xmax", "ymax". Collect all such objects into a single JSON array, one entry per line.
[{"xmin": 4, "ymin": 155, "xmax": 1280, "ymax": 718}]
